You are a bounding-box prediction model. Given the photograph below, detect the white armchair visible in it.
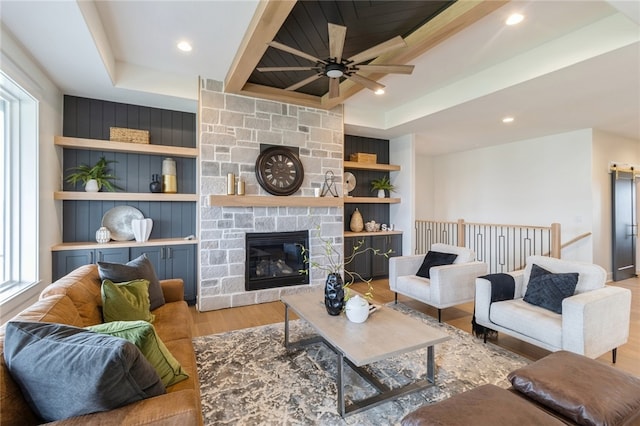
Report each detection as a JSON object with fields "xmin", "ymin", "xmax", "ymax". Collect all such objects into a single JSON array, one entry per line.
[
  {"xmin": 474, "ymin": 255, "xmax": 632, "ymax": 362},
  {"xmin": 389, "ymin": 243, "xmax": 488, "ymax": 322}
]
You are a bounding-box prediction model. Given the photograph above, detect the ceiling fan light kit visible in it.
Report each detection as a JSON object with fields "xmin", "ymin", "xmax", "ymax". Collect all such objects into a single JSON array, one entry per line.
[{"xmin": 258, "ymin": 22, "xmax": 414, "ymax": 99}]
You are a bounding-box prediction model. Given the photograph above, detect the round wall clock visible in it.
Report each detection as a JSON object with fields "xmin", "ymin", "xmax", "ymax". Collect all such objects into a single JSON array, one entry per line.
[{"xmin": 255, "ymin": 146, "xmax": 304, "ymax": 196}]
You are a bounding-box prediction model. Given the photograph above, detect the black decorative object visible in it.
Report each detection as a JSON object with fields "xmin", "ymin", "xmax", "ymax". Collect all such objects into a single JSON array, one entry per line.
[
  {"xmin": 255, "ymin": 146, "xmax": 304, "ymax": 196},
  {"xmin": 149, "ymin": 174, "xmax": 161, "ymax": 193},
  {"xmin": 324, "ymin": 273, "xmax": 344, "ymax": 316}
]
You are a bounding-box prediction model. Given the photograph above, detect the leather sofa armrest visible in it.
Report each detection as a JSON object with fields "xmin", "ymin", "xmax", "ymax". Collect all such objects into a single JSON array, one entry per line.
[
  {"xmin": 160, "ymin": 279, "xmax": 185, "ymax": 303},
  {"xmin": 389, "ymin": 254, "xmax": 425, "ymax": 291},
  {"xmin": 562, "ymin": 286, "xmax": 631, "ymax": 358}
]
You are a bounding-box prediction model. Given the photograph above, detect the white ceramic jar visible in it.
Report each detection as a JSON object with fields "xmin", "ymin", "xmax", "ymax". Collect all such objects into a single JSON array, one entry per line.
[
  {"xmin": 95, "ymin": 226, "xmax": 111, "ymax": 244},
  {"xmin": 345, "ymin": 295, "xmax": 370, "ymax": 323}
]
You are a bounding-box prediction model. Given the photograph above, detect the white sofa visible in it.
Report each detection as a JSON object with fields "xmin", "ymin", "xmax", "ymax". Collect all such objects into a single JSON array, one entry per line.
[
  {"xmin": 474, "ymin": 255, "xmax": 632, "ymax": 362},
  {"xmin": 389, "ymin": 243, "xmax": 488, "ymax": 321}
]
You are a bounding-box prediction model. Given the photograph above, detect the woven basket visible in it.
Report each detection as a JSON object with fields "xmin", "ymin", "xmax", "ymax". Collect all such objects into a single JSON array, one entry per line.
[{"xmin": 109, "ymin": 127, "xmax": 150, "ymax": 144}]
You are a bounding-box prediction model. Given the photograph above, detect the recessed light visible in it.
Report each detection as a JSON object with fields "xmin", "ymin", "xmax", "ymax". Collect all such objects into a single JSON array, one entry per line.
[
  {"xmin": 374, "ymin": 89, "xmax": 385, "ymax": 95},
  {"xmin": 177, "ymin": 41, "xmax": 192, "ymax": 52},
  {"xmin": 506, "ymin": 13, "xmax": 524, "ymax": 26},
  {"xmin": 502, "ymin": 116, "xmax": 515, "ymax": 123}
]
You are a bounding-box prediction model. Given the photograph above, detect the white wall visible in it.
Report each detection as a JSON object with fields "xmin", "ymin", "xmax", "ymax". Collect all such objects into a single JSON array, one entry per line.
[
  {"xmin": 592, "ymin": 130, "xmax": 640, "ymax": 276},
  {"xmin": 389, "ymin": 134, "xmax": 416, "ymax": 256},
  {"xmin": 1, "ymin": 27, "xmax": 63, "ymax": 321},
  {"xmin": 417, "ymin": 129, "xmax": 596, "ymax": 263}
]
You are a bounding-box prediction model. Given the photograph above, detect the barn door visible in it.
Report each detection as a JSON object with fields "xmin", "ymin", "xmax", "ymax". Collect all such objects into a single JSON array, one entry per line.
[{"xmin": 612, "ymin": 169, "xmax": 637, "ymax": 281}]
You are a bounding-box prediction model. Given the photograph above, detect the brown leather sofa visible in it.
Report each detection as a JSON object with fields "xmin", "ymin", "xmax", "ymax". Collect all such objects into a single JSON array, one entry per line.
[
  {"xmin": 402, "ymin": 350, "xmax": 640, "ymax": 426},
  {"xmin": 0, "ymin": 264, "xmax": 203, "ymax": 425}
]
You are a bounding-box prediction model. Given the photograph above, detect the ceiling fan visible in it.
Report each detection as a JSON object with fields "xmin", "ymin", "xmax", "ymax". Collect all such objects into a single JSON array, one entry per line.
[{"xmin": 257, "ymin": 23, "xmax": 414, "ymax": 99}]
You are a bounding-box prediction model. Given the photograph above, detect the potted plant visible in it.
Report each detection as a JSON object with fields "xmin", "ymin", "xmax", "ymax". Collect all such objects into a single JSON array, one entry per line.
[
  {"xmin": 65, "ymin": 156, "xmax": 121, "ymax": 192},
  {"xmin": 370, "ymin": 175, "xmax": 395, "ymax": 198},
  {"xmin": 299, "ymin": 227, "xmax": 393, "ymax": 316}
]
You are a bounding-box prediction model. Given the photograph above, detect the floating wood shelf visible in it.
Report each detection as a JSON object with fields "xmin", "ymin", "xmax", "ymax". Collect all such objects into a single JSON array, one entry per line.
[
  {"xmin": 344, "ymin": 230, "xmax": 403, "ymax": 237},
  {"xmin": 55, "ymin": 136, "xmax": 198, "ymax": 158},
  {"xmin": 343, "ymin": 197, "xmax": 400, "ymax": 204},
  {"xmin": 343, "ymin": 161, "xmax": 401, "ymax": 171},
  {"xmin": 54, "ymin": 192, "xmax": 198, "ymax": 202},
  {"xmin": 208, "ymin": 195, "xmax": 343, "ymax": 207},
  {"xmin": 52, "ymin": 237, "xmax": 198, "ymax": 251}
]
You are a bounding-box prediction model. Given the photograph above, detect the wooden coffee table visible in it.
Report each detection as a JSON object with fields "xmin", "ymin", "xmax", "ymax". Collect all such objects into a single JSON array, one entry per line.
[{"xmin": 281, "ymin": 290, "xmax": 451, "ymax": 417}]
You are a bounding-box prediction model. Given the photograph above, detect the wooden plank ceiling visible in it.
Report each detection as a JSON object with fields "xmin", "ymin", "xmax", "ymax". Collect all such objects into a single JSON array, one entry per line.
[{"xmin": 225, "ymin": 0, "xmax": 507, "ymax": 109}]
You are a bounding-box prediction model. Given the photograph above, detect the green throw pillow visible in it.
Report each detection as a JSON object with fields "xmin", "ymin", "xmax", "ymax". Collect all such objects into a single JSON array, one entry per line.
[
  {"xmin": 101, "ymin": 279, "xmax": 155, "ymax": 323},
  {"xmin": 87, "ymin": 321, "xmax": 188, "ymax": 388}
]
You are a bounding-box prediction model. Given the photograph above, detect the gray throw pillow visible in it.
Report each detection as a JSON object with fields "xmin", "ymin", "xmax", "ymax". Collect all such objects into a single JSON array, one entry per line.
[
  {"xmin": 98, "ymin": 254, "xmax": 165, "ymax": 310},
  {"xmin": 3, "ymin": 321, "xmax": 165, "ymax": 422},
  {"xmin": 416, "ymin": 251, "xmax": 458, "ymax": 279},
  {"xmin": 523, "ymin": 264, "xmax": 578, "ymax": 314}
]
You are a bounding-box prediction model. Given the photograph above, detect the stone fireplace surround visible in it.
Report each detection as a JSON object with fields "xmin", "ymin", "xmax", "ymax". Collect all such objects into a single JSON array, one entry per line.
[{"xmin": 198, "ymin": 79, "xmax": 344, "ymax": 312}]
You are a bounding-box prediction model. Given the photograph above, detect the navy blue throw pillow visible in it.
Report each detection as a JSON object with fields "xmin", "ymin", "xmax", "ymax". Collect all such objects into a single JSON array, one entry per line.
[
  {"xmin": 523, "ymin": 264, "xmax": 579, "ymax": 314},
  {"xmin": 4, "ymin": 321, "xmax": 165, "ymax": 422},
  {"xmin": 416, "ymin": 251, "xmax": 458, "ymax": 279}
]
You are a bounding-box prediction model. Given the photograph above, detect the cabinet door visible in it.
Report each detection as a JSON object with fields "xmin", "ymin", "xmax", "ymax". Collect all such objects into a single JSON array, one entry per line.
[
  {"xmin": 130, "ymin": 246, "xmax": 164, "ymax": 276},
  {"xmin": 164, "ymin": 244, "xmax": 196, "ymax": 305},
  {"xmin": 370, "ymin": 235, "xmax": 403, "ymax": 278},
  {"xmin": 52, "ymin": 248, "xmax": 128, "ymax": 281},
  {"xmin": 95, "ymin": 248, "xmax": 129, "ymax": 264},
  {"xmin": 345, "ymin": 237, "xmax": 372, "ymax": 282}
]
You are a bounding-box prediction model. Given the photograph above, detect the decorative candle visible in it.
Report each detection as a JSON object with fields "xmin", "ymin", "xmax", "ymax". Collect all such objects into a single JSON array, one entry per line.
[
  {"xmin": 227, "ymin": 173, "xmax": 235, "ymax": 195},
  {"xmin": 236, "ymin": 177, "xmax": 245, "ymax": 196},
  {"xmin": 162, "ymin": 158, "xmax": 177, "ymax": 193}
]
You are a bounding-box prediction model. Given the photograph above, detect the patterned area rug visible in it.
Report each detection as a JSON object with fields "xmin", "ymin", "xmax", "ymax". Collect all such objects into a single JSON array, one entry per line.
[{"xmin": 193, "ymin": 303, "xmax": 529, "ymax": 425}]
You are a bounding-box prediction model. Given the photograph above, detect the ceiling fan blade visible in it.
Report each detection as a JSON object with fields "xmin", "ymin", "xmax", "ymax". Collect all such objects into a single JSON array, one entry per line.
[
  {"xmin": 328, "ymin": 78, "xmax": 340, "ymax": 99},
  {"xmin": 355, "ymin": 64, "xmax": 414, "ymax": 75},
  {"xmin": 286, "ymin": 74, "xmax": 322, "ymax": 91},
  {"xmin": 346, "ymin": 73, "xmax": 385, "ymax": 93},
  {"xmin": 268, "ymin": 41, "xmax": 326, "ymax": 64},
  {"xmin": 257, "ymin": 66, "xmax": 319, "ymax": 72},
  {"xmin": 328, "ymin": 23, "xmax": 347, "ymax": 63},
  {"xmin": 347, "ymin": 36, "xmax": 407, "ymax": 65}
]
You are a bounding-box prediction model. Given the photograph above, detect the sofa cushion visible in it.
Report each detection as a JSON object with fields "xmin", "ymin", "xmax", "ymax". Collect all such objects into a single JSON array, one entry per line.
[
  {"xmin": 401, "ymin": 384, "xmax": 565, "ymax": 426},
  {"xmin": 3, "ymin": 321, "xmax": 165, "ymax": 422},
  {"xmin": 87, "ymin": 321, "xmax": 188, "ymax": 388},
  {"xmin": 101, "ymin": 279, "xmax": 155, "ymax": 323},
  {"xmin": 99, "ymin": 254, "xmax": 165, "ymax": 310},
  {"xmin": 508, "ymin": 351, "xmax": 640, "ymax": 426},
  {"xmin": 523, "ymin": 264, "xmax": 578, "ymax": 314},
  {"xmin": 416, "ymin": 251, "xmax": 458, "ymax": 279},
  {"xmin": 490, "ymin": 299, "xmax": 562, "ymax": 349}
]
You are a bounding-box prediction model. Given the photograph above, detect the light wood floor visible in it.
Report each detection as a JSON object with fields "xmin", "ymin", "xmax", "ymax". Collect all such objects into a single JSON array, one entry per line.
[{"xmin": 190, "ymin": 277, "xmax": 640, "ymax": 377}]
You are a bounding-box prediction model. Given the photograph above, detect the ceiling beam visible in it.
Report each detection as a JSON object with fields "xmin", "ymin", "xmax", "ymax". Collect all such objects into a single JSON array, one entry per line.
[{"xmin": 227, "ymin": 0, "xmax": 508, "ymax": 110}]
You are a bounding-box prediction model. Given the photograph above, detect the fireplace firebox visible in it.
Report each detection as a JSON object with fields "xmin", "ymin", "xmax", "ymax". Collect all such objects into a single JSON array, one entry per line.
[{"xmin": 245, "ymin": 231, "xmax": 309, "ymax": 291}]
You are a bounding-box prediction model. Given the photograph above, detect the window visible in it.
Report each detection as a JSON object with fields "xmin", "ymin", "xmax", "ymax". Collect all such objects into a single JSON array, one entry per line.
[{"xmin": 0, "ymin": 70, "xmax": 39, "ymax": 303}]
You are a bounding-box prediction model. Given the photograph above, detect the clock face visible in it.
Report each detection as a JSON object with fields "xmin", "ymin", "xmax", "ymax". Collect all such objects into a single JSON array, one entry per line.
[{"xmin": 255, "ymin": 147, "xmax": 304, "ymax": 196}]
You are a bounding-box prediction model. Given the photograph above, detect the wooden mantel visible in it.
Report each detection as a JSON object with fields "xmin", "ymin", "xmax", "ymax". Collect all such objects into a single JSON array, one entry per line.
[{"xmin": 208, "ymin": 195, "xmax": 344, "ymax": 207}]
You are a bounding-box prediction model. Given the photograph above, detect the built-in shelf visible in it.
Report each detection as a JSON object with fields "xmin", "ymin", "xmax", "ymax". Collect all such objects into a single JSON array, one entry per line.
[
  {"xmin": 344, "ymin": 161, "xmax": 401, "ymax": 171},
  {"xmin": 55, "ymin": 136, "xmax": 198, "ymax": 158},
  {"xmin": 209, "ymin": 195, "xmax": 343, "ymax": 207},
  {"xmin": 54, "ymin": 192, "xmax": 198, "ymax": 202},
  {"xmin": 344, "ymin": 196, "xmax": 400, "ymax": 204},
  {"xmin": 52, "ymin": 237, "xmax": 198, "ymax": 251},
  {"xmin": 344, "ymin": 230, "xmax": 403, "ymax": 237}
]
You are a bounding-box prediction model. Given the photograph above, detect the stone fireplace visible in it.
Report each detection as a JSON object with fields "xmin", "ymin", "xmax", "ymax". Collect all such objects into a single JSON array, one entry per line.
[{"xmin": 197, "ymin": 78, "xmax": 344, "ymax": 311}]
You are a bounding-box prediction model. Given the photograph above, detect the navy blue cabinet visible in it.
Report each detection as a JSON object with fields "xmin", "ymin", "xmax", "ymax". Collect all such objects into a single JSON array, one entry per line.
[
  {"xmin": 130, "ymin": 244, "xmax": 196, "ymax": 305},
  {"xmin": 52, "ymin": 248, "xmax": 129, "ymax": 281}
]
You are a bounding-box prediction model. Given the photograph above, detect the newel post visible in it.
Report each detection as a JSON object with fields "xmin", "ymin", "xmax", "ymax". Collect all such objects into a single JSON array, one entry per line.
[
  {"xmin": 550, "ymin": 223, "xmax": 561, "ymax": 258},
  {"xmin": 457, "ymin": 219, "xmax": 465, "ymax": 247}
]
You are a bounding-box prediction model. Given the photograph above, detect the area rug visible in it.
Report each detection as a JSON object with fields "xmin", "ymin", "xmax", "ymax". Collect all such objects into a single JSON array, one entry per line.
[{"xmin": 193, "ymin": 303, "xmax": 529, "ymax": 425}]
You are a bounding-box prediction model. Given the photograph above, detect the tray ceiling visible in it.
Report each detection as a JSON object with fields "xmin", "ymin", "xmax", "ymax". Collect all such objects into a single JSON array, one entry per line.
[{"xmin": 225, "ymin": 0, "xmax": 507, "ymax": 109}]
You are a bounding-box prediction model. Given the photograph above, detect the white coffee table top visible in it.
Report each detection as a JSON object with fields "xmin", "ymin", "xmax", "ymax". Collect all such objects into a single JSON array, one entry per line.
[{"xmin": 281, "ymin": 290, "xmax": 451, "ymax": 366}]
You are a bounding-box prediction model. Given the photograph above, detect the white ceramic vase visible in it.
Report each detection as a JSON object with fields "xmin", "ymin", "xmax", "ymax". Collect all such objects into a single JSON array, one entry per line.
[
  {"xmin": 95, "ymin": 226, "xmax": 111, "ymax": 243},
  {"xmin": 345, "ymin": 295, "xmax": 370, "ymax": 323},
  {"xmin": 131, "ymin": 218, "xmax": 153, "ymax": 242},
  {"xmin": 85, "ymin": 179, "xmax": 99, "ymax": 192}
]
